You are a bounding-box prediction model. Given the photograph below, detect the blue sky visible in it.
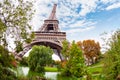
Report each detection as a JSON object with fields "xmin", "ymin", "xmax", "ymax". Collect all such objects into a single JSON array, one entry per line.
[{"xmin": 31, "ymin": 0, "xmax": 120, "ymax": 52}]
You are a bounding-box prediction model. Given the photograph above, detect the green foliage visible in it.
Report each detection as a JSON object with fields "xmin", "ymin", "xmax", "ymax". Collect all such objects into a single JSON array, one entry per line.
[
  {"xmin": 88, "ymin": 66, "xmax": 102, "ymax": 74},
  {"xmin": 0, "ymin": 45, "xmax": 17, "ymax": 80},
  {"xmin": 103, "ymin": 29, "xmax": 120, "ymax": 80},
  {"xmin": 20, "ymin": 57, "xmax": 28, "ymax": 66},
  {"xmin": 0, "ymin": 64, "xmax": 17, "ymax": 80},
  {"xmin": 62, "ymin": 41, "xmax": 86, "ymax": 78},
  {"xmin": 15, "ymin": 41, "xmax": 23, "ymax": 53},
  {"xmin": 0, "ymin": 45, "xmax": 14, "ymax": 67},
  {"xmin": 0, "ymin": 19, "xmax": 6, "ymax": 41},
  {"xmin": 86, "ymin": 72, "xmax": 92, "ymax": 80},
  {"xmin": 55, "ymin": 61, "xmax": 63, "ymax": 71},
  {"xmin": 61, "ymin": 40, "xmax": 70, "ymax": 60},
  {"xmin": 0, "ymin": 0, "xmax": 34, "ymax": 79},
  {"xmin": 27, "ymin": 70, "xmax": 47, "ymax": 80},
  {"xmin": 0, "ymin": 0, "xmax": 34, "ymax": 48},
  {"xmin": 68, "ymin": 41, "xmax": 86, "ymax": 77},
  {"xmin": 28, "ymin": 45, "xmax": 53, "ymax": 74},
  {"xmin": 57, "ymin": 74, "xmax": 78, "ymax": 80}
]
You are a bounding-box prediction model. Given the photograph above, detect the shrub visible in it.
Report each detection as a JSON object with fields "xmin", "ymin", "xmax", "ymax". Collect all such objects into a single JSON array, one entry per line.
[
  {"xmin": 28, "ymin": 45, "xmax": 53, "ymax": 74},
  {"xmin": 20, "ymin": 57, "xmax": 28, "ymax": 66}
]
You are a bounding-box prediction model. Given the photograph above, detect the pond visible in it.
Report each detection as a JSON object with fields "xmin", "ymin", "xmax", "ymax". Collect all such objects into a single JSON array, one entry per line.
[
  {"xmin": 17, "ymin": 67, "xmax": 79, "ymax": 80},
  {"xmin": 17, "ymin": 67, "xmax": 59, "ymax": 80}
]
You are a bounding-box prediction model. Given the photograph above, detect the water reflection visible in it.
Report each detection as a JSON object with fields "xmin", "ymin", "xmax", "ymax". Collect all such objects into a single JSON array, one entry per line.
[
  {"xmin": 45, "ymin": 72, "xmax": 59, "ymax": 80},
  {"xmin": 22, "ymin": 67, "xmax": 29, "ymax": 76},
  {"xmin": 19, "ymin": 67, "xmax": 59, "ymax": 80}
]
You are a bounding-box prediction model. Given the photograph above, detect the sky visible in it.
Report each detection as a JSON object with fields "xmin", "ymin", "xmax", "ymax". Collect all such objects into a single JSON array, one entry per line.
[
  {"xmin": 31, "ymin": 0, "xmax": 120, "ymax": 50},
  {"xmin": 24, "ymin": 0, "xmax": 120, "ymax": 60}
]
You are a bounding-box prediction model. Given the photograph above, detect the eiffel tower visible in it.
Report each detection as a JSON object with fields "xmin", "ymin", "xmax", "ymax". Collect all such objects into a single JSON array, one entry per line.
[
  {"xmin": 39, "ymin": 4, "xmax": 60, "ymax": 32},
  {"xmin": 16, "ymin": 4, "xmax": 66, "ymax": 60}
]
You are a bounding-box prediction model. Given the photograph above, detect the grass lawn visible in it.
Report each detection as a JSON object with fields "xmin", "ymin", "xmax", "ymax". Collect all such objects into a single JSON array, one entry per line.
[
  {"xmin": 86, "ymin": 61, "xmax": 104, "ymax": 80},
  {"xmin": 88, "ymin": 66, "xmax": 102, "ymax": 74},
  {"xmin": 45, "ymin": 66, "xmax": 58, "ymax": 72},
  {"xmin": 87, "ymin": 60, "xmax": 103, "ymax": 74},
  {"xmin": 44, "ymin": 61, "xmax": 103, "ymax": 74}
]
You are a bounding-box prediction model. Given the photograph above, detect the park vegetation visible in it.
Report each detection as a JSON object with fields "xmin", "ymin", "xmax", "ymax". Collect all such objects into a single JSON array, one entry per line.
[
  {"xmin": 0, "ymin": 0, "xmax": 120, "ymax": 80},
  {"xmin": 61, "ymin": 41, "xmax": 86, "ymax": 78},
  {"xmin": 60, "ymin": 40, "xmax": 101, "ymax": 79},
  {"xmin": 103, "ymin": 29, "xmax": 120, "ymax": 80},
  {"xmin": 0, "ymin": 0, "xmax": 34, "ymax": 51},
  {"xmin": 28, "ymin": 45, "xmax": 53, "ymax": 74},
  {"xmin": 0, "ymin": 45, "xmax": 17, "ymax": 80},
  {"xmin": 0, "ymin": 0, "xmax": 34, "ymax": 80},
  {"xmin": 77, "ymin": 40, "xmax": 101, "ymax": 65}
]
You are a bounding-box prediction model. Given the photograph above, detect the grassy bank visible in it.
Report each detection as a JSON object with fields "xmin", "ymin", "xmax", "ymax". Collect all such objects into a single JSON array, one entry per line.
[
  {"xmin": 88, "ymin": 61, "xmax": 103, "ymax": 74},
  {"xmin": 45, "ymin": 67, "xmax": 58, "ymax": 72}
]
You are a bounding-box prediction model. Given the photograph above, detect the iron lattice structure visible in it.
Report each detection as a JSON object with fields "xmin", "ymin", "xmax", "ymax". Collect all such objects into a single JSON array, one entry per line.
[{"xmin": 16, "ymin": 4, "xmax": 66, "ymax": 60}]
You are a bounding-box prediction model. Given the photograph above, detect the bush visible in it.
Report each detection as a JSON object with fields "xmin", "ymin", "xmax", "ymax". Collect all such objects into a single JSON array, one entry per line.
[
  {"xmin": 35, "ymin": 65, "xmax": 44, "ymax": 73},
  {"xmin": 0, "ymin": 45, "xmax": 18, "ymax": 80},
  {"xmin": 0, "ymin": 64, "xmax": 17, "ymax": 80},
  {"xmin": 28, "ymin": 45, "xmax": 53, "ymax": 74},
  {"xmin": 20, "ymin": 57, "xmax": 28, "ymax": 66}
]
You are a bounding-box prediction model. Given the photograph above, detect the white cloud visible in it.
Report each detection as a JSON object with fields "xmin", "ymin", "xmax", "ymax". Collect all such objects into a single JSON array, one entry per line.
[
  {"xmin": 79, "ymin": 0, "xmax": 98, "ymax": 16},
  {"xmin": 66, "ymin": 26, "xmax": 95, "ymax": 34},
  {"xmin": 30, "ymin": 0, "xmax": 99, "ymax": 42},
  {"xmin": 100, "ymin": 0, "xmax": 118, "ymax": 4},
  {"xmin": 69, "ymin": 20, "xmax": 96, "ymax": 28},
  {"xmin": 106, "ymin": 2, "xmax": 120, "ymax": 10},
  {"xmin": 31, "ymin": 0, "xmax": 100, "ymax": 31},
  {"xmin": 30, "ymin": 0, "xmax": 120, "ymax": 44},
  {"xmin": 69, "ymin": 20, "xmax": 86, "ymax": 28}
]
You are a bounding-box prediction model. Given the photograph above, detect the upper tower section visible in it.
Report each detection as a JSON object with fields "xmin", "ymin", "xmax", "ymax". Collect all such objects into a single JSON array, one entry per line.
[
  {"xmin": 39, "ymin": 4, "xmax": 60, "ymax": 32},
  {"xmin": 48, "ymin": 4, "xmax": 57, "ymax": 20}
]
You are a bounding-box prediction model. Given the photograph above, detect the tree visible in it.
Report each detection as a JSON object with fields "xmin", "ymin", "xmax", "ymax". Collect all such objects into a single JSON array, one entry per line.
[
  {"xmin": 28, "ymin": 45, "xmax": 53, "ymax": 74},
  {"xmin": 103, "ymin": 29, "xmax": 120, "ymax": 80},
  {"xmin": 19, "ymin": 57, "xmax": 28, "ymax": 66},
  {"xmin": 62, "ymin": 41, "xmax": 86, "ymax": 78},
  {"xmin": 0, "ymin": 0, "xmax": 34, "ymax": 79},
  {"xmin": 77, "ymin": 41, "xmax": 82, "ymax": 49},
  {"xmin": 0, "ymin": 45, "xmax": 17, "ymax": 80},
  {"xmin": 0, "ymin": 65, "xmax": 17, "ymax": 80},
  {"xmin": 78, "ymin": 40, "xmax": 101, "ymax": 65},
  {"xmin": 0, "ymin": 45, "xmax": 15, "ymax": 67},
  {"xmin": 0, "ymin": 0, "xmax": 34, "ymax": 51},
  {"xmin": 61, "ymin": 40, "xmax": 70, "ymax": 60}
]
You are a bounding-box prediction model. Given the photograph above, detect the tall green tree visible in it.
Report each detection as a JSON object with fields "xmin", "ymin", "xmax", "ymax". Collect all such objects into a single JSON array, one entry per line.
[
  {"xmin": 28, "ymin": 45, "xmax": 53, "ymax": 74},
  {"xmin": 103, "ymin": 29, "xmax": 120, "ymax": 80},
  {"xmin": 0, "ymin": 0, "xmax": 34, "ymax": 51},
  {"xmin": 62, "ymin": 41, "xmax": 86, "ymax": 78},
  {"xmin": 61, "ymin": 40, "xmax": 70, "ymax": 60}
]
